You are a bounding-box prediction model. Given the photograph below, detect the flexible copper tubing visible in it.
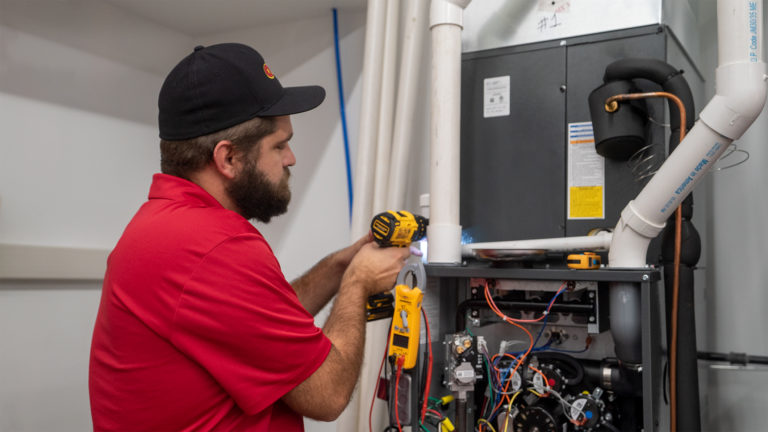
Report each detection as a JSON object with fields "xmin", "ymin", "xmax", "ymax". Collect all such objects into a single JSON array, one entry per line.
[{"xmin": 605, "ymin": 92, "xmax": 686, "ymax": 432}]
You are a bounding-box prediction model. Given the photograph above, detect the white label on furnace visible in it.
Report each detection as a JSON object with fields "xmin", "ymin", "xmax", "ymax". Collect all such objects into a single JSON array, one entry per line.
[
  {"xmin": 483, "ymin": 76, "xmax": 510, "ymax": 118},
  {"xmin": 567, "ymin": 122, "xmax": 605, "ymax": 219}
]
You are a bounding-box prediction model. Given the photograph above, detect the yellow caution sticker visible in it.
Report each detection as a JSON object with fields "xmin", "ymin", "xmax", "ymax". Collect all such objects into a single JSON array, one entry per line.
[{"xmin": 569, "ymin": 186, "xmax": 604, "ymax": 219}]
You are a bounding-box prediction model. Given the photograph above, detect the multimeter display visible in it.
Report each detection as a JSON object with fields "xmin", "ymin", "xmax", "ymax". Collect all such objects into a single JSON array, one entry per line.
[{"xmin": 392, "ymin": 333, "xmax": 409, "ymax": 349}]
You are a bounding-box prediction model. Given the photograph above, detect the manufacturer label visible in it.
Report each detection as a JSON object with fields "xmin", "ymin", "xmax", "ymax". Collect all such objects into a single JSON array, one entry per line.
[
  {"xmin": 483, "ymin": 76, "xmax": 510, "ymax": 118},
  {"xmin": 568, "ymin": 122, "xmax": 604, "ymax": 219}
]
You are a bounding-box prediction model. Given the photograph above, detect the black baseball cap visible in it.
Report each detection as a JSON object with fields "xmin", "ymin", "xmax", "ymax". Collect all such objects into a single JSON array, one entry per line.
[{"xmin": 158, "ymin": 43, "xmax": 326, "ymax": 140}]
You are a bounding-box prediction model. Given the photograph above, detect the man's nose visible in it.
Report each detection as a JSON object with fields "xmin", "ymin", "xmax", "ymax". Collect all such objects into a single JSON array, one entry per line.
[{"xmin": 284, "ymin": 145, "xmax": 296, "ymax": 167}]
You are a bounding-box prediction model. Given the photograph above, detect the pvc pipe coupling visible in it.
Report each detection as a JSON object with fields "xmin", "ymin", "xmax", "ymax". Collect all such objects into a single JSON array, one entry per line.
[{"xmin": 430, "ymin": 0, "xmax": 472, "ymax": 28}]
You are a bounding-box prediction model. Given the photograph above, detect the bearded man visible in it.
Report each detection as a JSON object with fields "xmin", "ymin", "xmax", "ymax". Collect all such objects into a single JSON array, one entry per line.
[{"xmin": 89, "ymin": 43, "xmax": 410, "ymax": 432}]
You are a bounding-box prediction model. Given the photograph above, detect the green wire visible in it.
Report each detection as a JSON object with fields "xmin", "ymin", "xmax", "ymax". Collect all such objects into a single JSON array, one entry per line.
[
  {"xmin": 465, "ymin": 314, "xmax": 475, "ymax": 337},
  {"xmin": 419, "ymin": 423, "xmax": 431, "ymax": 432}
]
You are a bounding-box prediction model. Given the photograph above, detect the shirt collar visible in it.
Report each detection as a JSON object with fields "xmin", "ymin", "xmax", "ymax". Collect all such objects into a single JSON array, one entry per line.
[{"xmin": 148, "ymin": 173, "xmax": 224, "ymax": 209}]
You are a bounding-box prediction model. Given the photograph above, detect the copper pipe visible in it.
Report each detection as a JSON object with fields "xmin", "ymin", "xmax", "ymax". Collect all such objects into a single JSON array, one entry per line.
[{"xmin": 605, "ymin": 91, "xmax": 686, "ymax": 432}]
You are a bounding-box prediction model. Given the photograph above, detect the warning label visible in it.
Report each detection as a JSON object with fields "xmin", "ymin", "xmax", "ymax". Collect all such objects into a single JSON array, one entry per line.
[
  {"xmin": 568, "ymin": 122, "xmax": 604, "ymax": 219},
  {"xmin": 570, "ymin": 186, "xmax": 604, "ymax": 219}
]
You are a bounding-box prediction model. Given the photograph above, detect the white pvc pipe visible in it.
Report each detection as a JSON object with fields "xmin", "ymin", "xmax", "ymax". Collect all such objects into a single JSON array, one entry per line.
[
  {"xmin": 372, "ymin": 0, "xmax": 400, "ymax": 213},
  {"xmin": 427, "ymin": 0, "xmax": 471, "ymax": 264},
  {"xmin": 718, "ymin": 0, "xmax": 763, "ymax": 66},
  {"xmin": 348, "ymin": 2, "xmax": 400, "ymax": 431},
  {"xmin": 609, "ymin": 0, "xmax": 768, "ymax": 267},
  {"xmin": 350, "ymin": 0, "xmax": 387, "ymax": 239},
  {"xmin": 463, "ymin": 232, "xmax": 612, "ymax": 258},
  {"xmin": 386, "ymin": 0, "xmax": 429, "ymax": 210},
  {"xmin": 607, "ymin": 0, "xmax": 767, "ymax": 365},
  {"xmin": 340, "ymin": 2, "xmax": 388, "ymax": 430}
]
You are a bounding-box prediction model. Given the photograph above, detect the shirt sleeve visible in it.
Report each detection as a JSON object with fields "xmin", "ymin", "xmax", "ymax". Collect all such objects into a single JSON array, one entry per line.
[{"xmin": 170, "ymin": 233, "xmax": 332, "ymax": 415}]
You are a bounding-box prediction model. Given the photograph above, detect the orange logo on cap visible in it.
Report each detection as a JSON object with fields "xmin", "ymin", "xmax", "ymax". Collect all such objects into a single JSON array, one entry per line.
[{"xmin": 263, "ymin": 63, "xmax": 275, "ymax": 79}]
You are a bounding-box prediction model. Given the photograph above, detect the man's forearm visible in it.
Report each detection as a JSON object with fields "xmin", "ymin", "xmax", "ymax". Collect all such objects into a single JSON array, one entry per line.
[
  {"xmin": 280, "ymin": 243, "xmax": 410, "ymax": 421},
  {"xmin": 280, "ymin": 276, "xmax": 368, "ymax": 420},
  {"xmin": 321, "ymin": 279, "xmax": 367, "ymax": 390},
  {"xmin": 291, "ymin": 252, "xmax": 347, "ymax": 315},
  {"xmin": 292, "ymin": 237, "xmax": 369, "ymax": 315}
]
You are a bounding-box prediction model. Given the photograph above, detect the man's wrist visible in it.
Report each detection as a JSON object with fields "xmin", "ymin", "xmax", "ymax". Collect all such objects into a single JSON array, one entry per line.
[{"xmin": 340, "ymin": 269, "xmax": 370, "ymax": 298}]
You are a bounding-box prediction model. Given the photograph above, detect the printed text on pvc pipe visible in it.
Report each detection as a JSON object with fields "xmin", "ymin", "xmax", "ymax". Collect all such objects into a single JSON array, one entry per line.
[
  {"xmin": 660, "ymin": 141, "xmax": 723, "ymax": 214},
  {"xmin": 750, "ymin": 1, "xmax": 759, "ymax": 62}
]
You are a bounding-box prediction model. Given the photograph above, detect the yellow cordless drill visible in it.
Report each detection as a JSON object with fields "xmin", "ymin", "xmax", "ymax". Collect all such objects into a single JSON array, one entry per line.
[
  {"xmin": 365, "ymin": 211, "xmax": 428, "ymax": 322},
  {"xmin": 370, "ymin": 210, "xmax": 429, "ymax": 248}
]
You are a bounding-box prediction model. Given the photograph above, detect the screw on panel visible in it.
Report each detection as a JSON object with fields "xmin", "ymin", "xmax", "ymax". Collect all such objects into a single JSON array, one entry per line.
[
  {"xmin": 642, "ymin": 274, "xmax": 649, "ymax": 281},
  {"xmin": 560, "ymin": 85, "xmax": 567, "ymax": 93}
]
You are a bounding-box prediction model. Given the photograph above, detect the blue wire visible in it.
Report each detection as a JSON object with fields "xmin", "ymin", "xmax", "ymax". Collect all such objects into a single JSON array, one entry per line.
[
  {"xmin": 332, "ymin": 8, "xmax": 354, "ymax": 222},
  {"xmin": 486, "ymin": 283, "xmax": 569, "ymax": 421}
]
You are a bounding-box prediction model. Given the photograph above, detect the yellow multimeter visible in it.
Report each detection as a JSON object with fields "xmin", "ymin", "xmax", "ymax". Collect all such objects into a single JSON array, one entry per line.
[
  {"xmin": 566, "ymin": 252, "xmax": 601, "ymax": 269},
  {"xmin": 388, "ymin": 260, "xmax": 426, "ymax": 369}
]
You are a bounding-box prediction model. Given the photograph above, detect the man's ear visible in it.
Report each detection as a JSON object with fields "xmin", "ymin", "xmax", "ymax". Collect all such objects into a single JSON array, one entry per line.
[{"xmin": 212, "ymin": 140, "xmax": 239, "ymax": 179}]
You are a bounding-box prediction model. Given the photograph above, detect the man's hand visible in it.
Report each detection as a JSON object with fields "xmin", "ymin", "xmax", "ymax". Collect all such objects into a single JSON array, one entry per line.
[
  {"xmin": 281, "ymin": 242, "xmax": 411, "ymax": 421},
  {"xmin": 342, "ymin": 243, "xmax": 411, "ymax": 296},
  {"xmin": 332, "ymin": 233, "xmax": 374, "ymax": 269}
]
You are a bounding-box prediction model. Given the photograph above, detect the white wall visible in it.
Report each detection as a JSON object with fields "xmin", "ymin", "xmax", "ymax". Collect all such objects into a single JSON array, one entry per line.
[
  {"xmin": 0, "ymin": 1, "xmax": 192, "ymax": 429},
  {"xmin": 697, "ymin": 2, "xmax": 768, "ymax": 431}
]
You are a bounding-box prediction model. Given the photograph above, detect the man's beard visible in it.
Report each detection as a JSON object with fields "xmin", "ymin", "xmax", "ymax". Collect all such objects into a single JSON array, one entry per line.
[{"xmin": 227, "ymin": 158, "xmax": 291, "ymax": 223}]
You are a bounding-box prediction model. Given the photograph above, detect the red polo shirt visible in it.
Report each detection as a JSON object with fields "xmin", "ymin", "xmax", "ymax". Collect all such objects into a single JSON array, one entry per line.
[{"xmin": 89, "ymin": 174, "xmax": 331, "ymax": 431}]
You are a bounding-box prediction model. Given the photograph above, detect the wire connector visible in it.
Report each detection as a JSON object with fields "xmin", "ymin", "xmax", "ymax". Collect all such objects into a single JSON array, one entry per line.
[{"xmin": 440, "ymin": 417, "xmax": 455, "ymax": 431}]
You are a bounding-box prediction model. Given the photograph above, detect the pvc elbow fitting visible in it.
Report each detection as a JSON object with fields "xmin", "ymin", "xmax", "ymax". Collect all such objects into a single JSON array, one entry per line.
[{"xmin": 699, "ymin": 61, "xmax": 768, "ymax": 140}]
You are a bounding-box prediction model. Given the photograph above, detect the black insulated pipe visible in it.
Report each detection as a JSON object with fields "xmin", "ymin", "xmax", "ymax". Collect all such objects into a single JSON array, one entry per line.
[
  {"xmin": 581, "ymin": 360, "xmax": 643, "ymax": 397},
  {"xmin": 588, "ymin": 80, "xmax": 648, "ymax": 160},
  {"xmin": 698, "ymin": 351, "xmax": 768, "ymax": 366},
  {"xmin": 601, "ymin": 57, "xmax": 700, "ymax": 432},
  {"xmin": 603, "ymin": 57, "xmax": 695, "ymax": 153}
]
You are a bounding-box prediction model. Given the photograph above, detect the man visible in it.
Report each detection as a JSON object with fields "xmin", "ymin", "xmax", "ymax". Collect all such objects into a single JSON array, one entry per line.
[{"xmin": 89, "ymin": 43, "xmax": 410, "ymax": 431}]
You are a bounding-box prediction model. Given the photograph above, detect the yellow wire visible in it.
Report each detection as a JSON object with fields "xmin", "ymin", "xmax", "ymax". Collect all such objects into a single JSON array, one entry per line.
[
  {"xmin": 477, "ymin": 418, "xmax": 497, "ymax": 432},
  {"xmin": 501, "ymin": 391, "xmax": 522, "ymax": 432}
]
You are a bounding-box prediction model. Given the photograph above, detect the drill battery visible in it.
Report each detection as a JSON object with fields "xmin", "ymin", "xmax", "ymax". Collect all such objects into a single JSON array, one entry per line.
[{"xmin": 366, "ymin": 293, "xmax": 395, "ymax": 322}]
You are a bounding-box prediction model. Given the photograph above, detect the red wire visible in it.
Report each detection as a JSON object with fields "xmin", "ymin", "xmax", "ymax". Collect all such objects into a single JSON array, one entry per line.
[
  {"xmin": 394, "ymin": 356, "xmax": 405, "ymax": 432},
  {"xmin": 426, "ymin": 408, "xmax": 443, "ymax": 419},
  {"xmin": 369, "ymin": 326, "xmax": 392, "ymax": 432},
  {"xmin": 484, "ymin": 281, "xmax": 535, "ymax": 416},
  {"xmin": 420, "ymin": 308, "xmax": 433, "ymax": 424}
]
